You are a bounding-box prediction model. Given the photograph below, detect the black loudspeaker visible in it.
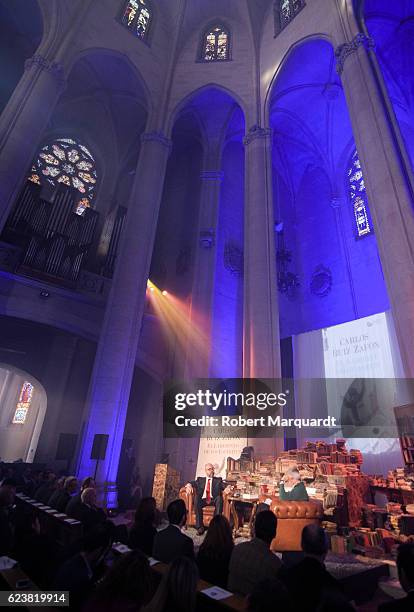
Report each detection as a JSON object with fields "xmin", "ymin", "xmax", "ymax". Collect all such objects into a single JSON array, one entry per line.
[
  {"xmin": 90, "ymin": 434, "xmax": 109, "ymax": 461},
  {"xmin": 55, "ymin": 433, "xmax": 78, "ymax": 461}
]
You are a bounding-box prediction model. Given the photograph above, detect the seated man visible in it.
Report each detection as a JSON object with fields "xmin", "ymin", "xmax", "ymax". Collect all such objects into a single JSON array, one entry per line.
[
  {"xmin": 378, "ymin": 541, "xmax": 414, "ymax": 611},
  {"xmin": 228, "ymin": 510, "xmax": 282, "ymax": 596},
  {"xmin": 152, "ymin": 499, "xmax": 194, "ymax": 563},
  {"xmin": 72, "ymin": 488, "xmax": 106, "ymax": 531},
  {"xmin": 185, "ymin": 463, "xmax": 232, "ymax": 535},
  {"xmin": 280, "ymin": 524, "xmax": 352, "ymax": 611},
  {"xmin": 279, "ymin": 467, "xmax": 309, "ymax": 501}
]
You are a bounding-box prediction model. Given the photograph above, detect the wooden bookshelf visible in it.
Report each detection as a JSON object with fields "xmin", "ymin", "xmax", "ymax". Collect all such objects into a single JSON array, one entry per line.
[{"xmin": 394, "ymin": 405, "xmax": 414, "ymax": 467}]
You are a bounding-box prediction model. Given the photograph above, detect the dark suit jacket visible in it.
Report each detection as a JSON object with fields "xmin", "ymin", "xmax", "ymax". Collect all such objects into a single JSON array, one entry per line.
[
  {"xmin": 378, "ymin": 592, "xmax": 414, "ymax": 612},
  {"xmin": 129, "ymin": 522, "xmax": 157, "ymax": 556},
  {"xmin": 75, "ymin": 504, "xmax": 106, "ymax": 531},
  {"xmin": 228, "ymin": 537, "xmax": 282, "ymax": 595},
  {"xmin": 280, "ymin": 556, "xmax": 352, "ymax": 612},
  {"xmin": 55, "ymin": 490, "xmax": 71, "ymax": 513},
  {"xmin": 65, "ymin": 493, "xmax": 82, "ymax": 517},
  {"xmin": 54, "ymin": 553, "xmax": 94, "ymax": 611},
  {"xmin": 152, "ymin": 524, "xmax": 194, "ymax": 563},
  {"xmin": 192, "ymin": 476, "xmax": 225, "ymax": 499},
  {"xmin": 48, "ymin": 489, "xmax": 62, "ymax": 510}
]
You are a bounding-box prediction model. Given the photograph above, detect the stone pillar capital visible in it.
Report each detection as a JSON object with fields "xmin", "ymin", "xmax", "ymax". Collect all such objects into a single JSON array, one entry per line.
[
  {"xmin": 199, "ymin": 170, "xmax": 224, "ymax": 181},
  {"xmin": 243, "ymin": 125, "xmax": 272, "ymax": 146},
  {"xmin": 140, "ymin": 130, "xmax": 172, "ymax": 150},
  {"xmin": 335, "ymin": 33, "xmax": 375, "ymax": 75},
  {"xmin": 24, "ymin": 54, "xmax": 66, "ymax": 90}
]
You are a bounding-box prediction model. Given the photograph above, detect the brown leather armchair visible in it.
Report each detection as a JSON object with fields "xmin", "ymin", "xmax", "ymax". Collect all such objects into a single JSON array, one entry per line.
[
  {"xmin": 179, "ymin": 486, "xmax": 231, "ymax": 527},
  {"xmin": 259, "ymin": 496, "xmax": 323, "ymax": 551}
]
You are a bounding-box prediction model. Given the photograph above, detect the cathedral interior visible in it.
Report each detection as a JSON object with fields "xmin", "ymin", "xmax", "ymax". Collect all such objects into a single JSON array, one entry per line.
[{"xmin": 1, "ymin": 0, "xmax": 414, "ymax": 498}]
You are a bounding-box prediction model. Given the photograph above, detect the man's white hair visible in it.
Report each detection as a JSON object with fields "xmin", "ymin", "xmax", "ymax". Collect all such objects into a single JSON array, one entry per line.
[
  {"xmin": 286, "ymin": 467, "xmax": 300, "ymax": 480},
  {"xmin": 81, "ymin": 487, "xmax": 96, "ymax": 504}
]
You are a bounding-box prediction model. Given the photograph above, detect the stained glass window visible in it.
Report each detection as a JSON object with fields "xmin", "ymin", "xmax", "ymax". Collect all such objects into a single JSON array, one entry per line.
[
  {"xmin": 275, "ymin": 0, "xmax": 305, "ymax": 34},
  {"xmin": 202, "ymin": 25, "xmax": 230, "ymax": 61},
  {"xmin": 12, "ymin": 381, "xmax": 34, "ymax": 424},
  {"xmin": 348, "ymin": 150, "xmax": 372, "ymax": 238},
  {"xmin": 28, "ymin": 137, "xmax": 97, "ymax": 215},
  {"xmin": 121, "ymin": 0, "xmax": 151, "ymax": 40}
]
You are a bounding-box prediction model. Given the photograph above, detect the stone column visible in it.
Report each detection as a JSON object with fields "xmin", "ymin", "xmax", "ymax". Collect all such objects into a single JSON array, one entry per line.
[
  {"xmin": 173, "ymin": 170, "xmax": 224, "ymax": 485},
  {"xmin": 78, "ymin": 131, "xmax": 171, "ymax": 505},
  {"xmin": 336, "ymin": 34, "xmax": 414, "ymax": 377},
  {"xmin": 243, "ymin": 126, "xmax": 281, "ymax": 378},
  {"xmin": 0, "ymin": 54, "xmax": 66, "ymax": 231},
  {"xmin": 243, "ymin": 126, "xmax": 283, "ymax": 458},
  {"xmin": 186, "ymin": 169, "xmax": 223, "ymax": 378}
]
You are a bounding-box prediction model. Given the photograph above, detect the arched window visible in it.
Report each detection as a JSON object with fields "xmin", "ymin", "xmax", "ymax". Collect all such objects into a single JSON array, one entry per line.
[
  {"xmin": 28, "ymin": 137, "xmax": 98, "ymax": 215},
  {"xmin": 202, "ymin": 25, "xmax": 230, "ymax": 61},
  {"xmin": 348, "ymin": 150, "xmax": 372, "ymax": 238},
  {"xmin": 121, "ymin": 0, "xmax": 152, "ymax": 40},
  {"xmin": 12, "ymin": 381, "xmax": 34, "ymax": 424},
  {"xmin": 274, "ymin": 0, "xmax": 306, "ymax": 34}
]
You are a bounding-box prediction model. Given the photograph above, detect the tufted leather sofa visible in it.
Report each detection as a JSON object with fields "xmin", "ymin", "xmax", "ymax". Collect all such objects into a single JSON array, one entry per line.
[
  {"xmin": 179, "ymin": 486, "xmax": 231, "ymax": 527},
  {"xmin": 259, "ymin": 496, "xmax": 323, "ymax": 551}
]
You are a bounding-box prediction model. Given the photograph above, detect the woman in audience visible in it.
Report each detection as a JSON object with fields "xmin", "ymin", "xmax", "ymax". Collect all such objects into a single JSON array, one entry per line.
[
  {"xmin": 129, "ymin": 497, "xmax": 157, "ymax": 556},
  {"xmin": 196, "ymin": 515, "xmax": 234, "ymax": 588},
  {"xmin": 144, "ymin": 557, "xmax": 199, "ymax": 612},
  {"xmin": 83, "ymin": 550, "xmax": 154, "ymax": 612}
]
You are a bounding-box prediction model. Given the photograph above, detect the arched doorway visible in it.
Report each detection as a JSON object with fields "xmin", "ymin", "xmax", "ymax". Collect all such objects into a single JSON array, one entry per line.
[{"xmin": 0, "ymin": 363, "xmax": 47, "ymax": 462}]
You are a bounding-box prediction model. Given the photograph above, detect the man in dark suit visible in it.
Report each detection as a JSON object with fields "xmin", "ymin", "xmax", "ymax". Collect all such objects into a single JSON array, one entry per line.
[
  {"xmin": 280, "ymin": 524, "xmax": 353, "ymax": 611},
  {"xmin": 152, "ymin": 499, "xmax": 194, "ymax": 563},
  {"xmin": 54, "ymin": 523, "xmax": 113, "ymax": 610},
  {"xmin": 185, "ymin": 463, "xmax": 232, "ymax": 535},
  {"xmin": 379, "ymin": 542, "xmax": 414, "ymax": 611},
  {"xmin": 228, "ymin": 510, "xmax": 282, "ymax": 595}
]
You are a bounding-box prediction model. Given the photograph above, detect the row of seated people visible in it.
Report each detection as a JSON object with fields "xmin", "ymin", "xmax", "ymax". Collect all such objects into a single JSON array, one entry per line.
[
  {"xmin": 2, "ymin": 471, "xmax": 414, "ymax": 612},
  {"xmin": 35, "ymin": 473, "xmax": 107, "ymax": 527},
  {"xmin": 127, "ymin": 497, "xmax": 414, "ymax": 612}
]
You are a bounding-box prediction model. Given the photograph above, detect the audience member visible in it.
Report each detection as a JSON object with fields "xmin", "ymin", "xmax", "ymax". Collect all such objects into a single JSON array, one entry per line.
[
  {"xmin": 66, "ymin": 477, "xmax": 95, "ymax": 517},
  {"xmin": 0, "ymin": 466, "xmax": 15, "ymax": 486},
  {"xmin": 0, "ymin": 486, "xmax": 15, "ymax": 555},
  {"xmin": 84, "ymin": 549, "xmax": 154, "ymax": 612},
  {"xmin": 34, "ymin": 472, "xmax": 57, "ymax": 504},
  {"xmin": 280, "ymin": 524, "xmax": 353, "ymax": 612},
  {"xmin": 47, "ymin": 476, "xmax": 65, "ymax": 509},
  {"xmin": 378, "ymin": 542, "xmax": 414, "ymax": 611},
  {"xmin": 152, "ymin": 499, "xmax": 194, "ymax": 563},
  {"xmin": 129, "ymin": 497, "xmax": 157, "ymax": 556},
  {"xmin": 13, "ymin": 508, "xmax": 58, "ymax": 586},
  {"xmin": 247, "ymin": 577, "xmax": 294, "ymax": 612},
  {"xmin": 48, "ymin": 476, "xmax": 78, "ymax": 512},
  {"xmin": 197, "ymin": 515, "xmax": 233, "ymax": 588},
  {"xmin": 228, "ymin": 510, "xmax": 281, "ymax": 596},
  {"xmin": 144, "ymin": 556, "xmax": 198, "ymax": 612},
  {"xmin": 54, "ymin": 523, "xmax": 114, "ymax": 610},
  {"xmin": 20, "ymin": 468, "xmax": 37, "ymax": 496},
  {"xmin": 71, "ymin": 488, "xmax": 106, "ymax": 531},
  {"xmin": 1, "ymin": 477, "xmax": 17, "ymax": 498}
]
